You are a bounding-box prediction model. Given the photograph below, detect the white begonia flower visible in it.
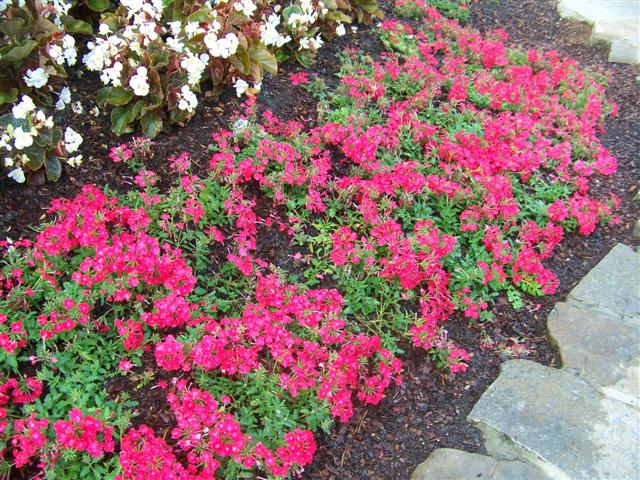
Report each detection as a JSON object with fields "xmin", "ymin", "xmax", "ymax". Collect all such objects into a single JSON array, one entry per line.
[
  {"xmin": 351, "ymin": 25, "xmax": 358, "ymax": 32},
  {"xmin": 336, "ymin": 23, "xmax": 346, "ymax": 36},
  {"xmin": 83, "ymin": 34, "xmax": 124, "ymax": 71},
  {"xmin": 13, "ymin": 128, "xmax": 33, "ymax": 150},
  {"xmin": 63, "ymin": 127, "xmax": 83, "ymax": 153},
  {"xmin": 274, "ymin": 4, "xmax": 281, "ymax": 12},
  {"xmin": 100, "ymin": 61, "xmax": 123, "ymax": 87},
  {"xmin": 7, "ymin": 167, "xmax": 25, "ymax": 184},
  {"xmin": 122, "ymin": 26, "xmax": 136, "ymax": 41},
  {"xmin": 4, "ymin": 157, "xmax": 13, "ymax": 167},
  {"xmin": 98, "ymin": 23, "xmax": 111, "ymax": 35},
  {"xmin": 67, "ymin": 154, "xmax": 82, "ymax": 167},
  {"xmin": 35, "ymin": 110, "xmax": 46, "ymax": 123},
  {"xmin": 129, "ymin": 66, "xmax": 150, "ymax": 96},
  {"xmin": 23, "ymin": 68, "xmax": 49, "ymax": 88},
  {"xmin": 203, "ymin": 31, "xmax": 217, "ymax": 53},
  {"xmin": 299, "ymin": 34, "xmax": 323, "ymax": 51},
  {"xmin": 12, "ymin": 95, "xmax": 35, "ymax": 119},
  {"xmin": 184, "ymin": 21, "xmax": 203, "ymax": 38},
  {"xmin": 260, "ymin": 14, "xmax": 291, "ymax": 47},
  {"xmin": 254, "ymin": 81, "xmax": 261, "ymax": 91},
  {"xmin": 180, "ymin": 53, "xmax": 209, "ymax": 87},
  {"xmin": 62, "ymin": 34, "xmax": 77, "ymax": 65},
  {"xmin": 50, "ymin": 0, "xmax": 71, "ymax": 16},
  {"xmin": 167, "ymin": 21, "xmax": 182, "ymax": 36},
  {"xmin": 234, "ymin": 78, "xmax": 248, "ymax": 97},
  {"xmin": 139, "ymin": 21, "xmax": 159, "ymax": 44},
  {"xmin": 56, "ymin": 86, "xmax": 71, "ymax": 110},
  {"xmin": 233, "ymin": 0, "xmax": 256, "ymax": 17},
  {"xmin": 49, "ymin": 44, "xmax": 64, "ymax": 65},
  {"xmin": 177, "ymin": 85, "xmax": 198, "ymax": 113},
  {"xmin": 205, "ymin": 32, "xmax": 239, "ymax": 58},
  {"xmin": 130, "ymin": 41, "xmax": 143, "ymax": 55},
  {"xmin": 121, "ymin": 0, "xmax": 143, "ymax": 13},
  {"xmin": 166, "ymin": 36, "xmax": 184, "ymax": 53}
]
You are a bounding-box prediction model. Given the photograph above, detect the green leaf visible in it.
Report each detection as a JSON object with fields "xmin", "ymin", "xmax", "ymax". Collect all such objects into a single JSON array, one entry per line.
[
  {"xmin": 230, "ymin": 47, "xmax": 251, "ymax": 75},
  {"xmin": 45, "ymin": 157, "xmax": 62, "ymax": 181},
  {"xmin": 248, "ymin": 46, "xmax": 277, "ymax": 76},
  {"xmin": 0, "ymin": 19, "xmax": 26, "ymax": 37},
  {"xmin": 86, "ymin": 0, "xmax": 110, "ymax": 11},
  {"xmin": 1, "ymin": 40, "xmax": 37, "ymax": 63},
  {"xmin": 354, "ymin": 0, "xmax": 379, "ymax": 13},
  {"xmin": 282, "ymin": 4, "xmax": 302, "ymax": 22},
  {"xmin": 275, "ymin": 50, "xmax": 289, "ymax": 62},
  {"xmin": 51, "ymin": 126, "xmax": 62, "ymax": 145},
  {"xmin": 24, "ymin": 145, "xmax": 45, "ymax": 171},
  {"xmin": 0, "ymin": 88, "xmax": 18, "ymax": 106},
  {"xmin": 98, "ymin": 86, "xmax": 134, "ymax": 107},
  {"xmin": 64, "ymin": 19, "xmax": 94, "ymax": 35},
  {"xmin": 111, "ymin": 102, "xmax": 143, "ymax": 135},
  {"xmin": 140, "ymin": 111, "xmax": 163, "ymax": 138},
  {"xmin": 149, "ymin": 47, "xmax": 169, "ymax": 69},
  {"xmin": 187, "ymin": 7, "xmax": 213, "ymax": 23}
]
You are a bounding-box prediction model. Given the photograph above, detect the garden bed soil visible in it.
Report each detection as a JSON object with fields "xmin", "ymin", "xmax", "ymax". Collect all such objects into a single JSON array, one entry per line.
[{"xmin": 1, "ymin": 0, "xmax": 639, "ymax": 479}]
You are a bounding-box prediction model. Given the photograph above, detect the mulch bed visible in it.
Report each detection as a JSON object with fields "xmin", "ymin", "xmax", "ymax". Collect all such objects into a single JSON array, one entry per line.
[{"xmin": 1, "ymin": 0, "xmax": 638, "ymax": 478}]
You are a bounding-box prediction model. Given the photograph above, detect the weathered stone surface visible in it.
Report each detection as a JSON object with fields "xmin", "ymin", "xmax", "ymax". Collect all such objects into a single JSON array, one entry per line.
[
  {"xmin": 468, "ymin": 360, "xmax": 640, "ymax": 480},
  {"xmin": 410, "ymin": 448, "xmax": 551, "ymax": 480},
  {"xmin": 557, "ymin": 0, "xmax": 640, "ymax": 64},
  {"xmin": 567, "ymin": 243, "xmax": 640, "ymax": 318},
  {"xmin": 548, "ymin": 302, "xmax": 640, "ymax": 407}
]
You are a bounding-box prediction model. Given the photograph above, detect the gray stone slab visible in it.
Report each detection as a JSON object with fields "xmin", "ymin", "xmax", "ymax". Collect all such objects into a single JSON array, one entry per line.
[
  {"xmin": 567, "ymin": 243, "xmax": 640, "ymax": 318},
  {"xmin": 558, "ymin": 0, "xmax": 640, "ymax": 64},
  {"xmin": 410, "ymin": 448, "xmax": 551, "ymax": 480},
  {"xmin": 468, "ymin": 360, "xmax": 640, "ymax": 480},
  {"xmin": 548, "ymin": 302, "xmax": 640, "ymax": 407}
]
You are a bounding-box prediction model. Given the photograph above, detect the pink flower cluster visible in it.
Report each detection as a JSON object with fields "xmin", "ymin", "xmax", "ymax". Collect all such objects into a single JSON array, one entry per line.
[
  {"xmin": 53, "ymin": 408, "xmax": 115, "ymax": 458},
  {"xmin": 117, "ymin": 385, "xmax": 316, "ymax": 479}
]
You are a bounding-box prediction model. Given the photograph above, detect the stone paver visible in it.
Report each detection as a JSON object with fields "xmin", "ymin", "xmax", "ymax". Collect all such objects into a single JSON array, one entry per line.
[
  {"xmin": 567, "ymin": 243, "xmax": 640, "ymax": 318},
  {"xmin": 411, "ymin": 244, "xmax": 640, "ymax": 480},
  {"xmin": 410, "ymin": 448, "xmax": 551, "ymax": 480},
  {"xmin": 557, "ymin": 0, "xmax": 640, "ymax": 64},
  {"xmin": 468, "ymin": 360, "xmax": 640, "ymax": 480},
  {"xmin": 548, "ymin": 302, "xmax": 640, "ymax": 407}
]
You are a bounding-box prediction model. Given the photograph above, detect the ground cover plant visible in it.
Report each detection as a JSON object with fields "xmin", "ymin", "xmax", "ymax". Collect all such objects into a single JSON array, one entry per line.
[
  {"xmin": 1, "ymin": 0, "xmax": 381, "ymax": 185},
  {"xmin": 0, "ymin": 2, "xmax": 621, "ymax": 478}
]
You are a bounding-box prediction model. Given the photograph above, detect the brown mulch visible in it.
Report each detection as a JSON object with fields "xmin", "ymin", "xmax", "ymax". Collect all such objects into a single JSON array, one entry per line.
[{"xmin": 1, "ymin": 1, "xmax": 638, "ymax": 479}]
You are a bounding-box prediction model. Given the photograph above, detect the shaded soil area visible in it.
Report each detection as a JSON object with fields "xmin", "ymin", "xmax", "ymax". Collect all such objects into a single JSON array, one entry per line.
[{"xmin": 1, "ymin": 0, "xmax": 639, "ymax": 479}]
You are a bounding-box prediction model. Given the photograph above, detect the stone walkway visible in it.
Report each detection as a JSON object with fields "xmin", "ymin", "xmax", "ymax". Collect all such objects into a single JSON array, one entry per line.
[
  {"xmin": 411, "ymin": 244, "xmax": 640, "ymax": 480},
  {"xmin": 557, "ymin": 0, "xmax": 640, "ymax": 64}
]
